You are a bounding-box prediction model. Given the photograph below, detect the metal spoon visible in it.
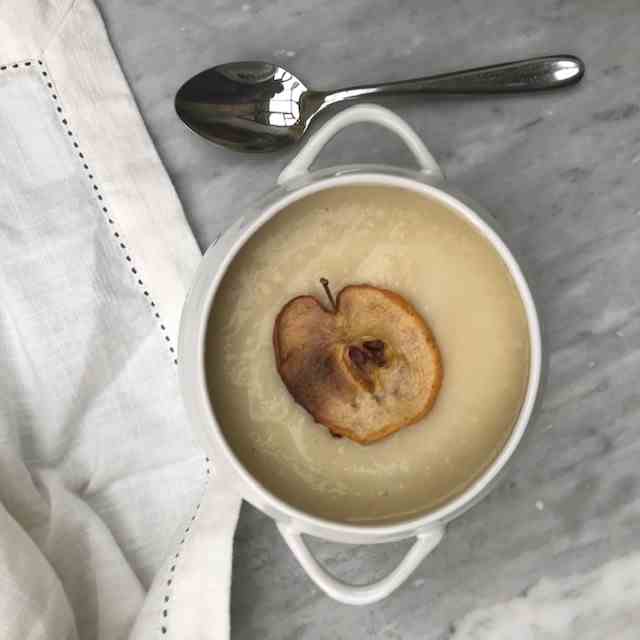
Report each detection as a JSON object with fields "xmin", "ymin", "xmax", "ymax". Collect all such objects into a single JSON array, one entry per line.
[{"xmin": 175, "ymin": 55, "xmax": 584, "ymax": 153}]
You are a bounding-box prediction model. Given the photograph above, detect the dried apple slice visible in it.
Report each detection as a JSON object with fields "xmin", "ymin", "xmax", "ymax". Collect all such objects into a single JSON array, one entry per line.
[{"xmin": 273, "ymin": 279, "xmax": 443, "ymax": 444}]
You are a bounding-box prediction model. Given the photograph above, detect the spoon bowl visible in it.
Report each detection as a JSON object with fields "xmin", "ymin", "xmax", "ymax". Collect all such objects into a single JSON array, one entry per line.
[
  {"xmin": 175, "ymin": 56, "xmax": 585, "ymax": 152},
  {"xmin": 175, "ymin": 62, "xmax": 315, "ymax": 151}
]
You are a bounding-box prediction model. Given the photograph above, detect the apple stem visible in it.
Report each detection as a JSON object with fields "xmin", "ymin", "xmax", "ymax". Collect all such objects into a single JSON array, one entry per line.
[{"xmin": 320, "ymin": 277, "xmax": 337, "ymax": 312}]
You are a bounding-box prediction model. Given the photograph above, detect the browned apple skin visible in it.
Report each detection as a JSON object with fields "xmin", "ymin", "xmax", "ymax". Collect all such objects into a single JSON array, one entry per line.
[{"xmin": 273, "ymin": 284, "xmax": 443, "ymax": 445}]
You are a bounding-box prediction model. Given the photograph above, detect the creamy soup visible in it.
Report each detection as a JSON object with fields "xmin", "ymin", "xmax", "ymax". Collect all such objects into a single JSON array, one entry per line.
[{"xmin": 206, "ymin": 185, "xmax": 530, "ymax": 524}]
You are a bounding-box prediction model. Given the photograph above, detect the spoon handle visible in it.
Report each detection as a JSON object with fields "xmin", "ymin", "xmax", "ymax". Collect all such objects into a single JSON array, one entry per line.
[{"xmin": 320, "ymin": 56, "xmax": 584, "ymax": 105}]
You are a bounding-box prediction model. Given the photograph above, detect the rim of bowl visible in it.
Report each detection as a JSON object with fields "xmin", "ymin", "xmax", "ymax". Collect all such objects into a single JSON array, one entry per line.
[{"xmin": 193, "ymin": 172, "xmax": 542, "ymax": 537}]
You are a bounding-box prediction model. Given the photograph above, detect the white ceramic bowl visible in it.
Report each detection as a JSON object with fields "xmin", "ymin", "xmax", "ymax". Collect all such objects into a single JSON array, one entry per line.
[{"xmin": 178, "ymin": 104, "xmax": 542, "ymax": 605}]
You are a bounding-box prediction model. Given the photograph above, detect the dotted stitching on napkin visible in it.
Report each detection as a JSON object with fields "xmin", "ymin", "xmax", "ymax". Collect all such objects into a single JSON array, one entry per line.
[
  {"xmin": 18, "ymin": 58, "xmax": 179, "ymax": 366},
  {"xmin": 0, "ymin": 60, "xmax": 32, "ymax": 71},
  {"xmin": 160, "ymin": 456, "xmax": 211, "ymax": 636}
]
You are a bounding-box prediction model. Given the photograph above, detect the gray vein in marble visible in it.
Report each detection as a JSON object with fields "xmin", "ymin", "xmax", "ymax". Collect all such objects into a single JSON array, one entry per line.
[{"xmin": 451, "ymin": 552, "xmax": 640, "ymax": 639}]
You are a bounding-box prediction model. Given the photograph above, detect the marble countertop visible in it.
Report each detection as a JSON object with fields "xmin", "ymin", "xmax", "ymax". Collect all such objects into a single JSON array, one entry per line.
[{"xmin": 97, "ymin": 1, "xmax": 640, "ymax": 637}]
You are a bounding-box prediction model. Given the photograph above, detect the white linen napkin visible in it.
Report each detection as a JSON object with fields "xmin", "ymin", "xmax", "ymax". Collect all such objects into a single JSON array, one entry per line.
[{"xmin": 0, "ymin": 1, "xmax": 241, "ymax": 639}]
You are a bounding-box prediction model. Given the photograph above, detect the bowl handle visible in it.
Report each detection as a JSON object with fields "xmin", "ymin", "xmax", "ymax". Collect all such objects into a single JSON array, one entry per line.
[
  {"xmin": 277, "ymin": 104, "xmax": 444, "ymax": 186},
  {"xmin": 277, "ymin": 522, "xmax": 445, "ymax": 606}
]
